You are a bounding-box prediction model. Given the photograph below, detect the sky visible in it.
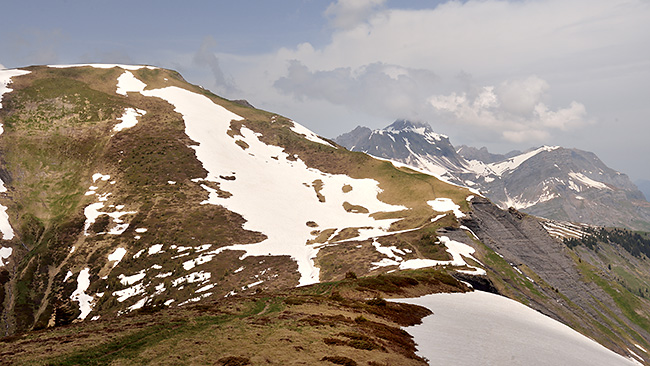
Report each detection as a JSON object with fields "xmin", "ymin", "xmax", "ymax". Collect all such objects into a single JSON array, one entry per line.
[{"xmin": 1, "ymin": 0, "xmax": 649, "ymax": 183}]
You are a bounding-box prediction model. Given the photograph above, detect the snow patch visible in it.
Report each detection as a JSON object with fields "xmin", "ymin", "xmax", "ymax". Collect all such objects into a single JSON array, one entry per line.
[
  {"xmin": 119, "ymin": 270, "xmax": 146, "ymax": 286},
  {"xmin": 70, "ymin": 268, "xmax": 94, "ymax": 320},
  {"xmin": 399, "ymin": 236, "xmax": 485, "ymax": 275},
  {"xmin": 113, "ymin": 283, "xmax": 145, "ymax": 302},
  {"xmin": 172, "ymin": 271, "xmax": 211, "ymax": 287},
  {"xmin": 107, "ymin": 247, "xmax": 127, "ymax": 268},
  {"xmin": 395, "ymin": 291, "xmax": 640, "ymax": 366},
  {"xmin": 113, "ymin": 108, "xmax": 146, "ymax": 132},
  {"xmin": 148, "ymin": 244, "xmax": 164, "ymax": 255},
  {"xmin": 0, "ymin": 247, "xmax": 12, "ymax": 266},
  {"xmin": 0, "ymin": 68, "xmax": 31, "ymax": 111},
  {"xmin": 488, "ymin": 146, "xmax": 559, "ymax": 176},
  {"xmin": 290, "ymin": 120, "xmax": 336, "ymax": 148},
  {"xmin": 428, "ymin": 198, "xmax": 465, "ymax": 218},
  {"xmin": 116, "ymin": 70, "xmax": 147, "ymax": 95},
  {"xmin": 568, "ymin": 172, "xmax": 611, "ymax": 190},
  {"xmin": 139, "ymin": 85, "xmax": 407, "ymax": 286}
]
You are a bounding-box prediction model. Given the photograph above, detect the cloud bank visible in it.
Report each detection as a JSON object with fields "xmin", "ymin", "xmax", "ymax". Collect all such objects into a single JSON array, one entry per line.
[
  {"xmin": 429, "ymin": 76, "xmax": 588, "ymax": 143},
  {"xmin": 235, "ymin": 0, "xmax": 647, "ymax": 147}
]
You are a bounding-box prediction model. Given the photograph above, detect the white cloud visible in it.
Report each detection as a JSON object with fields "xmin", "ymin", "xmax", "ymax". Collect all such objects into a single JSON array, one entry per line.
[
  {"xmin": 324, "ymin": 0, "xmax": 386, "ymax": 30},
  {"xmin": 274, "ymin": 60, "xmax": 439, "ymax": 120},
  {"xmin": 216, "ymin": 0, "xmax": 648, "ymax": 150},
  {"xmin": 429, "ymin": 76, "xmax": 588, "ymax": 143},
  {"xmin": 193, "ymin": 36, "xmax": 239, "ymax": 96}
]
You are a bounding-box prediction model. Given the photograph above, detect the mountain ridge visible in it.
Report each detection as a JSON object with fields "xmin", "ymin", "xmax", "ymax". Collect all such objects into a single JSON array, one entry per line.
[
  {"xmin": 0, "ymin": 65, "xmax": 650, "ymax": 364},
  {"xmin": 335, "ymin": 120, "xmax": 650, "ymax": 231}
]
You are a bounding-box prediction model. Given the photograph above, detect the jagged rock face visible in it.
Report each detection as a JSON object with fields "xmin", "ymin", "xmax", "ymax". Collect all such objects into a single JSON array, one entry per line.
[
  {"xmin": 463, "ymin": 198, "xmax": 650, "ymax": 355},
  {"xmin": 336, "ymin": 120, "xmax": 650, "ymax": 231}
]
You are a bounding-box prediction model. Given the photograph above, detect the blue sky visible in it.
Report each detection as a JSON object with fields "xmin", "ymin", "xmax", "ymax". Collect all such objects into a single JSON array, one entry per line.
[{"xmin": 1, "ymin": 0, "xmax": 649, "ymax": 183}]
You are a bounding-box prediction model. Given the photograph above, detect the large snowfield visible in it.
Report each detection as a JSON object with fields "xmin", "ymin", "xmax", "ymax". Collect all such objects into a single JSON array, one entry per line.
[{"xmin": 395, "ymin": 291, "xmax": 641, "ymax": 366}]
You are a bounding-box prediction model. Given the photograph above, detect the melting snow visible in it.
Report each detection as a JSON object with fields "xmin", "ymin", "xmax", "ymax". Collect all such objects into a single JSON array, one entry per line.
[
  {"xmin": 0, "ymin": 181, "xmax": 15, "ymax": 239},
  {"xmin": 488, "ymin": 146, "xmax": 560, "ymax": 176},
  {"xmin": 428, "ymin": 198, "xmax": 465, "ymax": 218},
  {"xmin": 0, "ymin": 68, "xmax": 31, "ymax": 111},
  {"xmin": 372, "ymin": 239, "xmax": 405, "ymax": 261},
  {"xmin": 399, "ymin": 236, "xmax": 485, "ymax": 275},
  {"xmin": 133, "ymin": 249, "xmax": 145, "ymax": 259},
  {"xmin": 0, "ymin": 247, "xmax": 12, "ymax": 266},
  {"xmin": 244, "ymin": 280, "xmax": 264, "ymax": 289},
  {"xmin": 107, "ymin": 247, "xmax": 127, "ymax": 268},
  {"xmin": 172, "ymin": 271, "xmax": 211, "ymax": 287},
  {"xmin": 148, "ymin": 244, "xmax": 164, "ymax": 255},
  {"xmin": 182, "ymin": 253, "xmax": 214, "ymax": 271},
  {"xmin": 113, "ymin": 108, "xmax": 146, "ymax": 132},
  {"xmin": 116, "ymin": 71, "xmax": 147, "ymax": 95},
  {"xmin": 137, "ymin": 85, "xmax": 407, "ymax": 286},
  {"xmin": 289, "ymin": 120, "xmax": 336, "ymax": 148},
  {"xmin": 70, "ymin": 268, "xmax": 94, "ymax": 320},
  {"xmin": 395, "ymin": 291, "xmax": 639, "ymax": 366},
  {"xmin": 113, "ymin": 283, "xmax": 145, "ymax": 302},
  {"xmin": 119, "ymin": 270, "xmax": 146, "ymax": 286},
  {"xmin": 196, "ymin": 284, "xmax": 215, "ymax": 293},
  {"xmin": 92, "ymin": 173, "xmax": 111, "ymax": 182}
]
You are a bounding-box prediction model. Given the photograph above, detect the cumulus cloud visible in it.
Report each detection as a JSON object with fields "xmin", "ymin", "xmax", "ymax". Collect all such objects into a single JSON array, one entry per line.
[
  {"xmin": 193, "ymin": 36, "xmax": 238, "ymax": 96},
  {"xmin": 429, "ymin": 76, "xmax": 588, "ymax": 143},
  {"xmin": 324, "ymin": 0, "xmax": 386, "ymax": 30},
  {"xmin": 274, "ymin": 60, "xmax": 439, "ymax": 120}
]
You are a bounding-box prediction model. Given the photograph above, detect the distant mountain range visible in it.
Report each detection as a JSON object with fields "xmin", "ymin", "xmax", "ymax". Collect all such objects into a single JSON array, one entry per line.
[{"xmin": 335, "ymin": 120, "xmax": 650, "ymax": 231}]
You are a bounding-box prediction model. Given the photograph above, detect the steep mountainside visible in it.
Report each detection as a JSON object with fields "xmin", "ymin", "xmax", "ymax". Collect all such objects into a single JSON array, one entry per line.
[
  {"xmin": 0, "ymin": 66, "xmax": 649, "ymax": 365},
  {"xmin": 0, "ymin": 65, "xmax": 477, "ymax": 334},
  {"xmin": 335, "ymin": 120, "xmax": 650, "ymax": 231}
]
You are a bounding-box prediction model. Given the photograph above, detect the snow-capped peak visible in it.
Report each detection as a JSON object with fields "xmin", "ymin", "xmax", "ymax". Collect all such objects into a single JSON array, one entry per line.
[{"xmin": 383, "ymin": 120, "xmax": 448, "ymax": 141}]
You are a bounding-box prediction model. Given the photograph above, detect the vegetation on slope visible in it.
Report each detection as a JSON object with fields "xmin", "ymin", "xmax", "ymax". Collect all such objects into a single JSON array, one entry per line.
[
  {"xmin": 0, "ymin": 269, "xmax": 467, "ymax": 366},
  {"xmin": 0, "ymin": 65, "xmax": 474, "ymax": 335}
]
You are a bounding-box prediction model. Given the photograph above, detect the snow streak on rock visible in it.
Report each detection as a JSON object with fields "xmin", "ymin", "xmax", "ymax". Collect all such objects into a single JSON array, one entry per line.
[
  {"xmin": 70, "ymin": 268, "xmax": 94, "ymax": 320},
  {"xmin": 428, "ymin": 198, "xmax": 465, "ymax": 218},
  {"xmin": 398, "ymin": 236, "xmax": 485, "ymax": 275},
  {"xmin": 488, "ymin": 146, "xmax": 559, "ymax": 176},
  {"xmin": 116, "ymin": 71, "xmax": 147, "ymax": 95}
]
